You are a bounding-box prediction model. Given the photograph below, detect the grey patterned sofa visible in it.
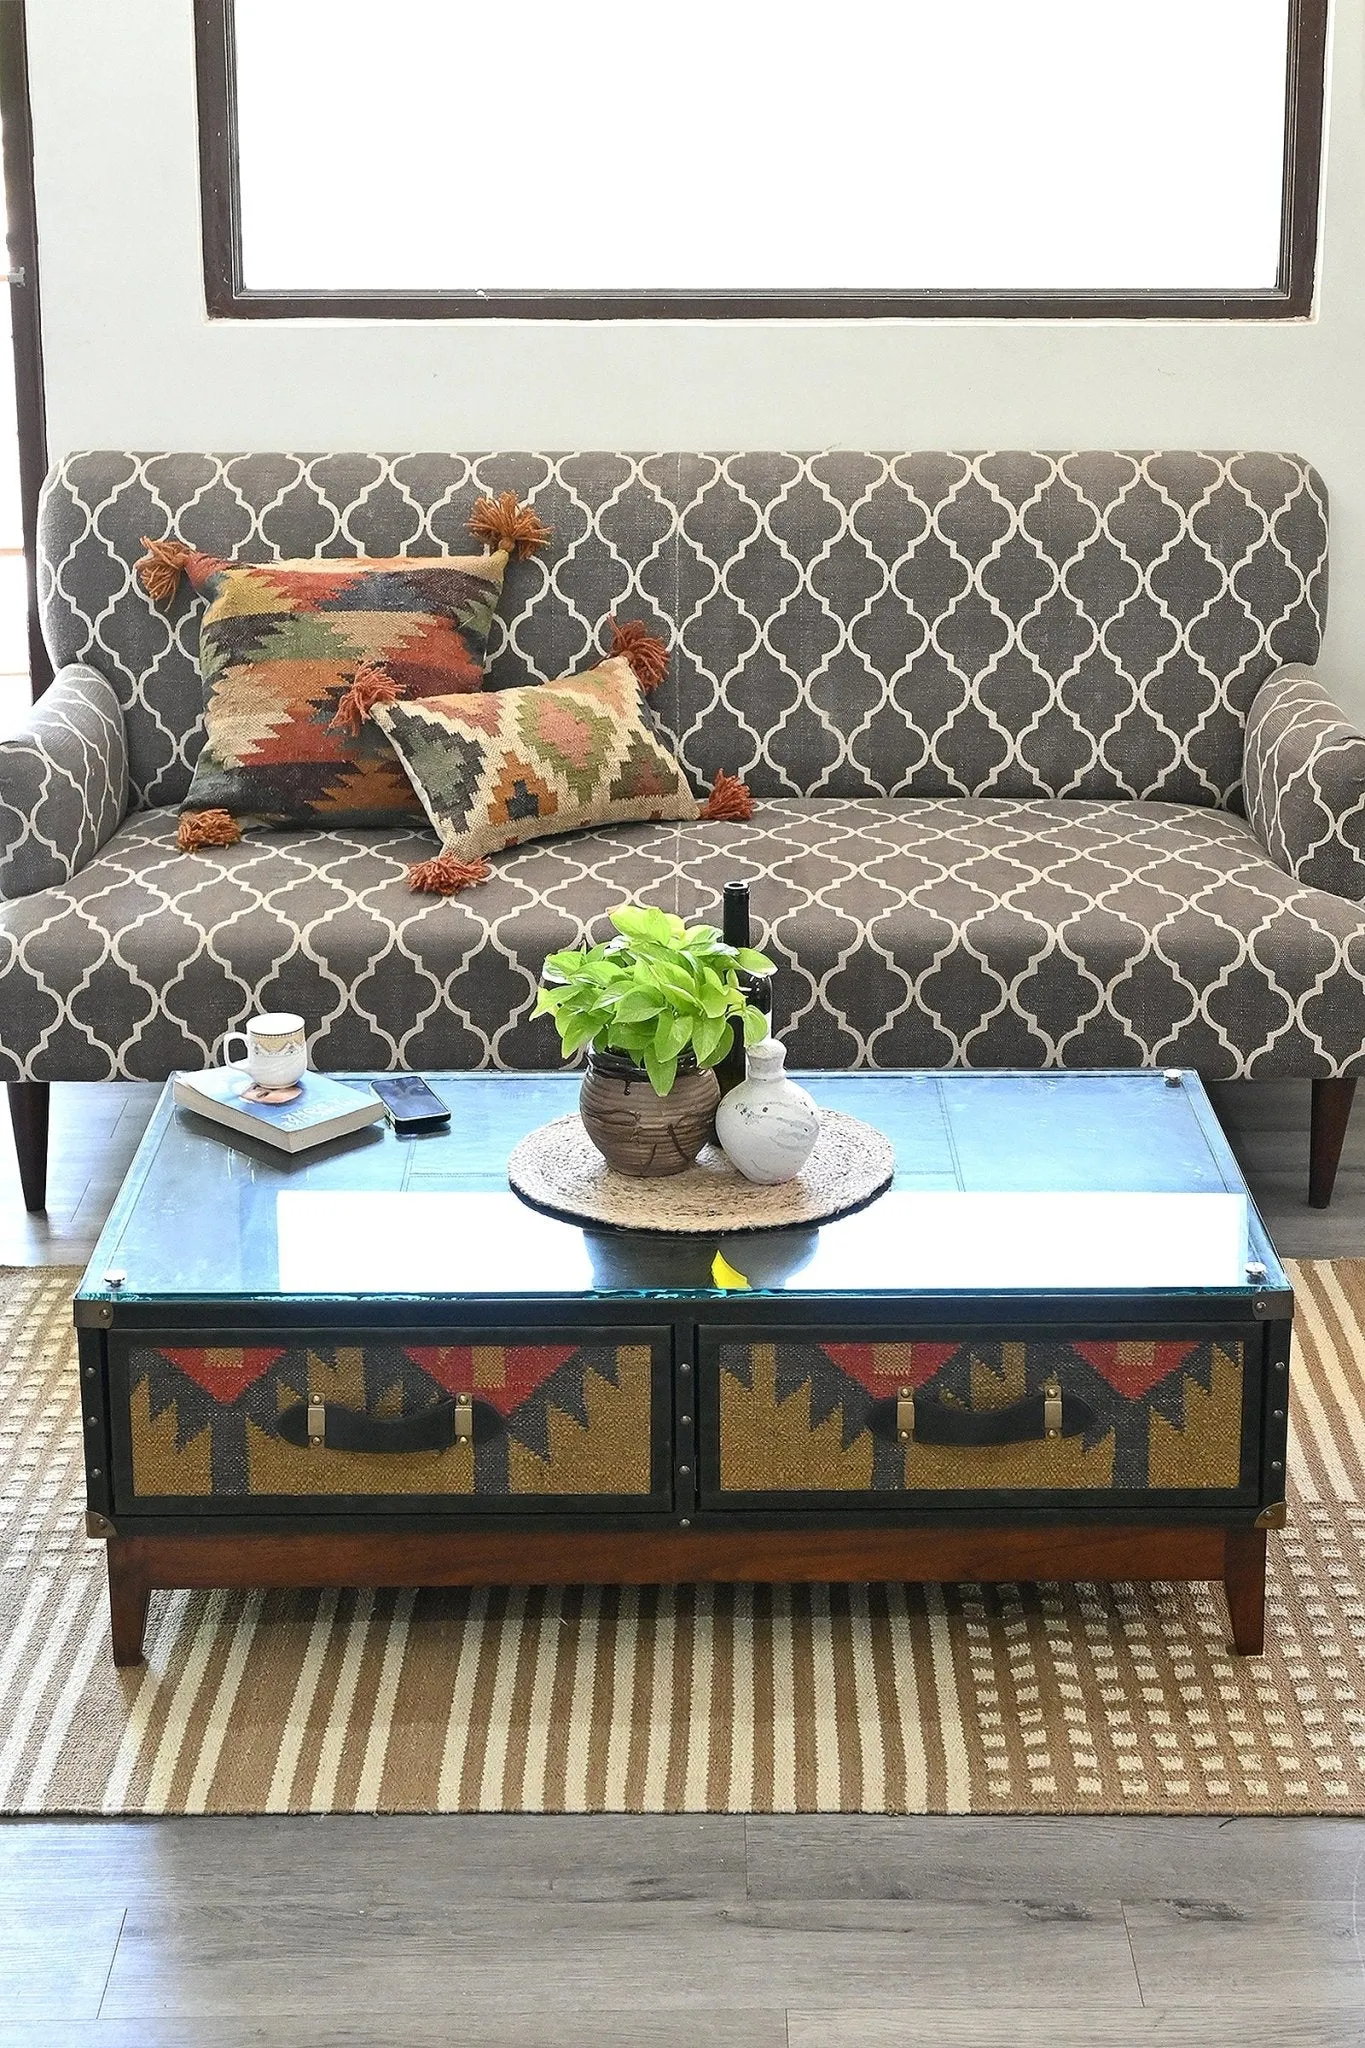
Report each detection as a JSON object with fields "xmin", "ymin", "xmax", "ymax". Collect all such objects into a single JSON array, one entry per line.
[{"xmin": 3, "ymin": 449, "xmax": 1364, "ymax": 1213}]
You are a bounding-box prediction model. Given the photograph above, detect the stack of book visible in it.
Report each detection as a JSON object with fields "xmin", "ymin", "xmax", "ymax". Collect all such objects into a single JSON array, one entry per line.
[{"xmin": 172, "ymin": 1068, "xmax": 385, "ymax": 1154}]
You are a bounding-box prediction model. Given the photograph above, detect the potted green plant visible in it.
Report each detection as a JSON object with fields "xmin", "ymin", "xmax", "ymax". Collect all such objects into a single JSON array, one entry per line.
[{"xmin": 536, "ymin": 903, "xmax": 774, "ymax": 1176}]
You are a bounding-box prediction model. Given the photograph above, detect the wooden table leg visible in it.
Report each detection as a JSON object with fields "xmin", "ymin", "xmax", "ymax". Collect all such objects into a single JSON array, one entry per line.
[
  {"xmin": 1310, "ymin": 1077, "xmax": 1357, "ymax": 1208},
  {"xmin": 1223, "ymin": 1527, "xmax": 1267, "ymax": 1656},
  {"xmin": 107, "ymin": 1537, "xmax": 150, "ymax": 1667}
]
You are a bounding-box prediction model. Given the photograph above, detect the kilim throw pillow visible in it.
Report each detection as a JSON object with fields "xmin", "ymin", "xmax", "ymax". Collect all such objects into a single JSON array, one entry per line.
[
  {"xmin": 135, "ymin": 494, "xmax": 552, "ymax": 839},
  {"xmin": 370, "ymin": 656, "xmax": 704, "ymax": 893}
]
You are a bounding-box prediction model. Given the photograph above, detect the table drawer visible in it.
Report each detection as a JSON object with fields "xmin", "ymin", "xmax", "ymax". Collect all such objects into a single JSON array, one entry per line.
[
  {"xmin": 702, "ymin": 1328, "xmax": 1260, "ymax": 1507},
  {"xmin": 109, "ymin": 1327, "xmax": 672, "ymax": 1515}
]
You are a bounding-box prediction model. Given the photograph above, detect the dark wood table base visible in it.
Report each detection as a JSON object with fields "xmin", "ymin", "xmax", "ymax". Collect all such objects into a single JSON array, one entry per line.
[{"xmin": 99, "ymin": 1522, "xmax": 1268, "ymax": 1667}]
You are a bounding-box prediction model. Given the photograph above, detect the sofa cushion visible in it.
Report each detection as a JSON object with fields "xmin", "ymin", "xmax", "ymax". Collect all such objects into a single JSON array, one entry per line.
[
  {"xmin": 177, "ymin": 550, "xmax": 512, "ymax": 829},
  {"xmin": 2, "ymin": 799, "xmax": 1362, "ymax": 1083},
  {"xmin": 39, "ymin": 452, "xmax": 1327, "ymax": 812},
  {"xmin": 371, "ymin": 655, "xmax": 700, "ymax": 860}
]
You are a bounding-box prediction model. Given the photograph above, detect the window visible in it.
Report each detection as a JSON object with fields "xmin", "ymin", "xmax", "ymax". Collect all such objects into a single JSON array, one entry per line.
[{"xmin": 196, "ymin": 0, "xmax": 1327, "ymax": 320}]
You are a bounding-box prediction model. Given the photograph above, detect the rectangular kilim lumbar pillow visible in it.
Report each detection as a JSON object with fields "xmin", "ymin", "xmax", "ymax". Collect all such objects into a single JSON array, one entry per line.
[
  {"xmin": 136, "ymin": 494, "xmax": 551, "ymax": 837},
  {"xmin": 370, "ymin": 655, "xmax": 703, "ymax": 888}
]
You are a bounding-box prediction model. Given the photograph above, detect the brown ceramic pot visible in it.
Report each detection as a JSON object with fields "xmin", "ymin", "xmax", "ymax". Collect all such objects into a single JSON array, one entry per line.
[{"xmin": 579, "ymin": 1049, "xmax": 721, "ymax": 1177}]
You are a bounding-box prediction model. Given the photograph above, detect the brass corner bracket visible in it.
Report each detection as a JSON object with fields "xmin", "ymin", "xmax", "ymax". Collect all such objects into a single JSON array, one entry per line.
[
  {"xmin": 1255, "ymin": 1502, "xmax": 1289, "ymax": 1530},
  {"xmin": 85, "ymin": 1510, "xmax": 114, "ymax": 1539}
]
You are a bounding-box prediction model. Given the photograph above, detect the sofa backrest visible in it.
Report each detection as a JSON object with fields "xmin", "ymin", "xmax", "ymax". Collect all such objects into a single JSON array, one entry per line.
[{"xmin": 38, "ymin": 450, "xmax": 1326, "ymax": 813}]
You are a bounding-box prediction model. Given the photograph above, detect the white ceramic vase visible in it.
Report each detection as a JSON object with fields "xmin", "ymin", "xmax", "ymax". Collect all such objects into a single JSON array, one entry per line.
[{"xmin": 715, "ymin": 1038, "xmax": 821, "ymax": 1185}]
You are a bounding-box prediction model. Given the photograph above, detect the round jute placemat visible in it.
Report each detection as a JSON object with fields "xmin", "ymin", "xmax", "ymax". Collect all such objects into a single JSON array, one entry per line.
[{"xmin": 507, "ymin": 1108, "xmax": 894, "ymax": 1233}]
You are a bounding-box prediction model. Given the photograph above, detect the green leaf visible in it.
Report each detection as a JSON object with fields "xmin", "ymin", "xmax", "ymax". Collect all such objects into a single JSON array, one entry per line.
[
  {"xmin": 610, "ymin": 904, "xmax": 682, "ymax": 946},
  {"xmin": 556, "ymin": 990, "xmax": 605, "ymax": 1025},
  {"xmin": 643, "ymin": 1047, "xmax": 679, "ymax": 1097},
  {"xmin": 695, "ymin": 965, "xmax": 729, "ymax": 1018},
  {"xmin": 691, "ymin": 1011, "xmax": 727, "ymax": 1066},
  {"xmin": 734, "ymin": 948, "xmax": 775, "ymax": 974},
  {"xmin": 541, "ymin": 948, "xmax": 590, "ymax": 982},
  {"xmin": 606, "ymin": 1019, "xmax": 654, "ymax": 1054},
  {"xmin": 649, "ymin": 969, "xmax": 699, "ymax": 1012},
  {"xmin": 741, "ymin": 1004, "xmax": 769, "ymax": 1046},
  {"xmin": 613, "ymin": 989, "xmax": 664, "ymax": 1024},
  {"xmin": 704, "ymin": 1019, "xmax": 735, "ymax": 1068},
  {"xmin": 560, "ymin": 1013, "xmax": 606, "ymax": 1057},
  {"xmin": 654, "ymin": 1012, "xmax": 693, "ymax": 1063}
]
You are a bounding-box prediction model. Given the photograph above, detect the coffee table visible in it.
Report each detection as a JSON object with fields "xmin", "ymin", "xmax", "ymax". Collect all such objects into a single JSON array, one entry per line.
[{"xmin": 74, "ymin": 1069, "xmax": 1292, "ymax": 1664}]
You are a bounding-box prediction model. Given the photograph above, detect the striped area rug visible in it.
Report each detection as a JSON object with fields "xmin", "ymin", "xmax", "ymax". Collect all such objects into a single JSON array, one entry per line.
[{"xmin": 4, "ymin": 1260, "xmax": 1365, "ymax": 1815}]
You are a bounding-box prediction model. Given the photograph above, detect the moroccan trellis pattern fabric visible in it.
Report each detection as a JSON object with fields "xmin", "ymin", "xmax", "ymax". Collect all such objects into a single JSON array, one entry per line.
[
  {"xmin": 714, "ymin": 1337, "xmax": 1246, "ymax": 1496},
  {"xmin": 177, "ymin": 550, "xmax": 511, "ymax": 828},
  {"xmin": 1245, "ymin": 664, "xmax": 1365, "ymax": 904},
  {"xmin": 9, "ymin": 447, "xmax": 1359, "ymax": 1090},
  {"xmin": 372, "ymin": 655, "xmax": 700, "ymax": 860},
  {"xmin": 125, "ymin": 1340, "xmax": 656, "ymax": 1501},
  {"xmin": 38, "ymin": 451, "xmax": 1327, "ymax": 811},
  {"xmin": 0, "ymin": 664, "xmax": 126, "ymax": 900},
  {"xmin": 2, "ymin": 798, "xmax": 1365, "ymax": 1081}
]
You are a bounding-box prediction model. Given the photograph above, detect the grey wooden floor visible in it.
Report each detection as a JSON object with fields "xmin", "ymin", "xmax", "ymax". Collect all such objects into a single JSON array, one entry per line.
[{"xmin": 1, "ymin": 1077, "xmax": 1363, "ymax": 2045}]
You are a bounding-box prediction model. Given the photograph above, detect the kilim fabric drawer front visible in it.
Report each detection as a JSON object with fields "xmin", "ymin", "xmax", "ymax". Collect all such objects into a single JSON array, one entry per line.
[
  {"xmin": 703, "ymin": 1327, "xmax": 1261, "ymax": 1510},
  {"xmin": 109, "ymin": 1328, "xmax": 672, "ymax": 1516}
]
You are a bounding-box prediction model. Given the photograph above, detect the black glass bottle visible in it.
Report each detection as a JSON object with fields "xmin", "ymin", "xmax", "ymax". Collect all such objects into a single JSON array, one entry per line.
[{"xmin": 715, "ymin": 879, "xmax": 772, "ymax": 1099}]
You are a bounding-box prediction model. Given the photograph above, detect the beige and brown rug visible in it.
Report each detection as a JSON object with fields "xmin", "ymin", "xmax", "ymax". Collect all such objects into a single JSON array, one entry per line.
[{"xmin": 4, "ymin": 1260, "xmax": 1365, "ymax": 1816}]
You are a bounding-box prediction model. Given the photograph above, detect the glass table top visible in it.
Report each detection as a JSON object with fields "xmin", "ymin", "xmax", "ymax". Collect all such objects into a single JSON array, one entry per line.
[{"xmin": 77, "ymin": 1070, "xmax": 1286, "ymax": 1307}]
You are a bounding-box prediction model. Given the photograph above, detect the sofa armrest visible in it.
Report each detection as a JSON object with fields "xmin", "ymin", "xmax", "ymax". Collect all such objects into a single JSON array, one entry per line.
[
  {"xmin": 1244, "ymin": 664, "xmax": 1365, "ymax": 903},
  {"xmin": 0, "ymin": 663, "xmax": 128, "ymax": 901}
]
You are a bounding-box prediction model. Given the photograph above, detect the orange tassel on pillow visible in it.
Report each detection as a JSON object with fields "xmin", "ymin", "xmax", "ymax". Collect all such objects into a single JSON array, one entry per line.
[
  {"xmin": 136, "ymin": 536, "xmax": 203, "ymax": 604},
  {"xmin": 467, "ymin": 491, "xmax": 553, "ymax": 561},
  {"xmin": 406, "ymin": 853, "xmax": 492, "ymax": 895},
  {"xmin": 177, "ymin": 809, "xmax": 242, "ymax": 851},
  {"xmin": 330, "ymin": 664, "xmax": 403, "ymax": 735},
  {"xmin": 702, "ymin": 771, "xmax": 754, "ymax": 822},
  {"xmin": 609, "ymin": 617, "xmax": 670, "ymax": 695}
]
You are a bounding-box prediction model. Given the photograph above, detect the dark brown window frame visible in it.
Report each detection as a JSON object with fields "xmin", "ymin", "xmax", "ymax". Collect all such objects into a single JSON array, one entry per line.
[
  {"xmin": 196, "ymin": 0, "xmax": 1328, "ymax": 323},
  {"xmin": 0, "ymin": 0, "xmax": 49, "ymax": 691}
]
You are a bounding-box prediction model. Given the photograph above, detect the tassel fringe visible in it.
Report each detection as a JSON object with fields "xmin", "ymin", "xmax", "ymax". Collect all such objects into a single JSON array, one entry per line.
[
  {"xmin": 609, "ymin": 617, "xmax": 670, "ymax": 694},
  {"xmin": 467, "ymin": 491, "xmax": 553, "ymax": 561},
  {"xmin": 406, "ymin": 852, "xmax": 492, "ymax": 895},
  {"xmin": 702, "ymin": 771, "xmax": 754, "ymax": 822},
  {"xmin": 331, "ymin": 664, "xmax": 403, "ymax": 734},
  {"xmin": 137, "ymin": 536, "xmax": 201, "ymax": 604},
  {"xmin": 177, "ymin": 809, "xmax": 242, "ymax": 851}
]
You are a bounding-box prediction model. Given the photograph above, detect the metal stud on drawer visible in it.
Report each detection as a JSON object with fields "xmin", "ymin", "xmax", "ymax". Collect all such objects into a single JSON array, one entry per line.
[
  {"xmin": 453, "ymin": 1393, "xmax": 474, "ymax": 1446},
  {"xmin": 307, "ymin": 1396, "xmax": 325, "ymax": 1448},
  {"xmin": 896, "ymin": 1389, "xmax": 915, "ymax": 1443},
  {"xmin": 1043, "ymin": 1380, "xmax": 1062, "ymax": 1439}
]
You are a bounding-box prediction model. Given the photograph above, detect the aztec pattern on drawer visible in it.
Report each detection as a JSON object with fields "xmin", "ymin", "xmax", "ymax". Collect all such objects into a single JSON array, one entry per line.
[
  {"xmin": 119, "ymin": 1337, "xmax": 661, "ymax": 1503},
  {"xmin": 711, "ymin": 1336, "xmax": 1248, "ymax": 1497}
]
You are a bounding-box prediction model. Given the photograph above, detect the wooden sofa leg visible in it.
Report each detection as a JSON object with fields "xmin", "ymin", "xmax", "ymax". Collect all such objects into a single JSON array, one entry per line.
[
  {"xmin": 6, "ymin": 1080, "xmax": 49, "ymax": 1213},
  {"xmin": 1309, "ymin": 1077, "xmax": 1357, "ymax": 1209}
]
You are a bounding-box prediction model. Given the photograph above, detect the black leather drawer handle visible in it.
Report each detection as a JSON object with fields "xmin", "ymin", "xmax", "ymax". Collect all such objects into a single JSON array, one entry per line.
[
  {"xmin": 277, "ymin": 1394, "xmax": 496, "ymax": 1454},
  {"xmin": 870, "ymin": 1385, "xmax": 1094, "ymax": 1448}
]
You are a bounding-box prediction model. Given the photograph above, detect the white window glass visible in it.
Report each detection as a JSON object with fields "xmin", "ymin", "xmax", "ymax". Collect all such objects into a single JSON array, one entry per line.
[{"xmin": 234, "ymin": 0, "xmax": 1292, "ymax": 296}]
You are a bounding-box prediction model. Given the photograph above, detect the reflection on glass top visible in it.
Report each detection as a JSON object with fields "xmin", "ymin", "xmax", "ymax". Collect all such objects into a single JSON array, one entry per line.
[
  {"xmin": 274, "ymin": 1188, "xmax": 1251, "ymax": 1296},
  {"xmin": 79, "ymin": 1069, "xmax": 1286, "ymax": 1303}
]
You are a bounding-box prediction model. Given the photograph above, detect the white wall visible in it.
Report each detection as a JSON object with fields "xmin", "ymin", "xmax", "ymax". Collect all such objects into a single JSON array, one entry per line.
[{"xmin": 27, "ymin": 0, "xmax": 1365, "ymax": 717}]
